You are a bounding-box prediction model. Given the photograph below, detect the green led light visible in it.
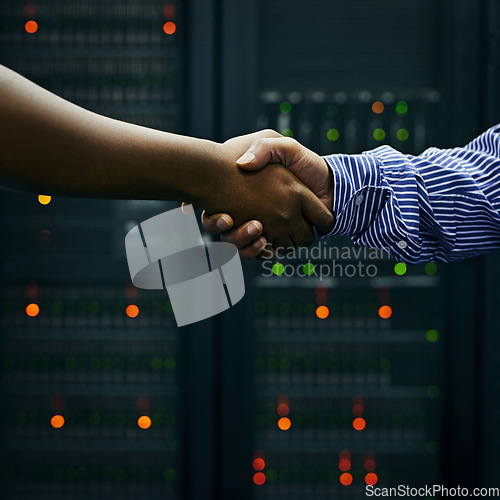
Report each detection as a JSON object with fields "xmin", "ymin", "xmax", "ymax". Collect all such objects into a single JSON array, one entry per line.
[
  {"xmin": 373, "ymin": 128, "xmax": 386, "ymax": 141},
  {"xmin": 380, "ymin": 357, "xmax": 391, "ymax": 370},
  {"xmin": 151, "ymin": 356, "xmax": 163, "ymax": 370},
  {"xmin": 326, "ymin": 104, "xmax": 339, "ymax": 118},
  {"xmin": 164, "ymin": 357, "xmax": 176, "ymax": 370},
  {"xmin": 267, "ymin": 357, "xmax": 278, "ymax": 369},
  {"xmin": 426, "ymin": 329, "xmax": 439, "ymax": 342},
  {"xmin": 279, "ymin": 357, "xmax": 291, "ymax": 370},
  {"xmin": 281, "ymin": 128, "xmax": 294, "ymax": 137},
  {"xmin": 427, "ymin": 385, "xmax": 440, "ymax": 398},
  {"xmin": 163, "ymin": 467, "xmax": 176, "ymax": 481},
  {"xmin": 396, "ymin": 128, "xmax": 409, "ymax": 141},
  {"xmin": 65, "ymin": 356, "xmax": 78, "ymax": 369},
  {"xmin": 254, "ymin": 357, "xmax": 266, "ymax": 369},
  {"xmin": 425, "ymin": 262, "xmax": 437, "ymax": 275},
  {"xmin": 394, "ymin": 262, "xmax": 407, "ymax": 275},
  {"xmin": 303, "ymin": 263, "xmax": 315, "ymax": 275},
  {"xmin": 396, "ymin": 101, "xmax": 408, "ymax": 116},
  {"xmin": 327, "ymin": 128, "xmax": 339, "ymax": 142},
  {"xmin": 272, "ymin": 263, "xmax": 285, "ymax": 275},
  {"xmin": 426, "ymin": 441, "xmax": 439, "ymax": 454},
  {"xmin": 280, "ymin": 303, "xmax": 292, "ymax": 315},
  {"xmin": 280, "ymin": 101, "xmax": 292, "ymax": 114},
  {"xmin": 89, "ymin": 411, "xmax": 101, "ymax": 425},
  {"xmin": 267, "ymin": 469, "xmax": 278, "ymax": 482}
]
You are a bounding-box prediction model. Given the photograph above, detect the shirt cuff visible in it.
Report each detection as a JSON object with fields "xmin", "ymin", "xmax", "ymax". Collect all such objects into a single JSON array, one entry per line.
[{"xmin": 321, "ymin": 152, "xmax": 383, "ymax": 238}]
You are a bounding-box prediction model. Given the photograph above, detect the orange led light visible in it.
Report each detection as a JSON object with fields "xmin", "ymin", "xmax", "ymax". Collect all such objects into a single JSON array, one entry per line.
[
  {"xmin": 378, "ymin": 305, "xmax": 392, "ymax": 319},
  {"xmin": 51, "ymin": 415, "xmax": 65, "ymax": 428},
  {"xmin": 253, "ymin": 472, "xmax": 266, "ymax": 485},
  {"xmin": 126, "ymin": 304, "xmax": 139, "ymax": 318},
  {"xmin": 278, "ymin": 417, "xmax": 291, "ymax": 431},
  {"xmin": 372, "ymin": 101, "xmax": 384, "ymax": 114},
  {"xmin": 316, "ymin": 305, "xmax": 329, "ymax": 319},
  {"xmin": 38, "ymin": 194, "xmax": 51, "ymax": 205},
  {"xmin": 26, "ymin": 303, "xmax": 40, "ymax": 317},
  {"xmin": 25, "ymin": 20, "xmax": 38, "ymax": 33},
  {"xmin": 340, "ymin": 472, "xmax": 353, "ymax": 486},
  {"xmin": 138, "ymin": 415, "xmax": 152, "ymax": 429},
  {"xmin": 252, "ymin": 458, "xmax": 265, "ymax": 471},
  {"xmin": 365, "ymin": 472, "xmax": 378, "ymax": 485},
  {"xmin": 163, "ymin": 21, "xmax": 176, "ymax": 34},
  {"xmin": 353, "ymin": 417, "xmax": 366, "ymax": 431},
  {"xmin": 277, "ymin": 403, "xmax": 289, "ymax": 416}
]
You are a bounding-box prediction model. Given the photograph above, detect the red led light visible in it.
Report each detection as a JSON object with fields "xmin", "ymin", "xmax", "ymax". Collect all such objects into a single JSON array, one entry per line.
[
  {"xmin": 25, "ymin": 20, "xmax": 38, "ymax": 33},
  {"xmin": 365, "ymin": 472, "xmax": 378, "ymax": 485},
  {"xmin": 352, "ymin": 403, "xmax": 364, "ymax": 416},
  {"xmin": 252, "ymin": 458, "xmax": 265, "ymax": 471},
  {"xmin": 338, "ymin": 458, "xmax": 351, "ymax": 472},
  {"xmin": 277, "ymin": 403, "xmax": 289, "ymax": 416},
  {"xmin": 340, "ymin": 472, "xmax": 353, "ymax": 486},
  {"xmin": 364, "ymin": 458, "xmax": 376, "ymax": 472},
  {"xmin": 253, "ymin": 472, "xmax": 266, "ymax": 485},
  {"xmin": 163, "ymin": 3, "xmax": 175, "ymax": 18}
]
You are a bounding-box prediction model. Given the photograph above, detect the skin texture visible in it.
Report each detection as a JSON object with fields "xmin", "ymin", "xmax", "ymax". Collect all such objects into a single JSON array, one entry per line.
[
  {"xmin": 201, "ymin": 136, "xmax": 335, "ymax": 258},
  {"xmin": 0, "ymin": 65, "xmax": 334, "ymax": 249}
]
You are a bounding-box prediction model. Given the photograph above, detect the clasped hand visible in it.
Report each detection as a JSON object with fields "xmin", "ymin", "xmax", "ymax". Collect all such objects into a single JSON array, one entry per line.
[{"xmin": 188, "ymin": 130, "xmax": 335, "ymax": 259}]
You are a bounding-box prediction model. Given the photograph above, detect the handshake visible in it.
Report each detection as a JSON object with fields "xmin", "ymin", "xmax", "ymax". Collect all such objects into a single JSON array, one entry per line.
[{"xmin": 186, "ymin": 130, "xmax": 336, "ymax": 260}]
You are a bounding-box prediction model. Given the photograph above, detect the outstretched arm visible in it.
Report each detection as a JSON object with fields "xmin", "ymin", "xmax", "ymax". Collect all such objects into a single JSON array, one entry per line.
[
  {"xmin": 204, "ymin": 126, "xmax": 500, "ymax": 263},
  {"xmin": 0, "ymin": 65, "xmax": 334, "ymax": 249}
]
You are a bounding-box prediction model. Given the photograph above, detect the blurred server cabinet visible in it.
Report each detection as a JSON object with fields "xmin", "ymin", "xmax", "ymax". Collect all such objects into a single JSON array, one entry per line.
[
  {"xmin": 0, "ymin": 1, "xmax": 183, "ymax": 499},
  {"xmin": 219, "ymin": 1, "xmax": 481, "ymax": 499}
]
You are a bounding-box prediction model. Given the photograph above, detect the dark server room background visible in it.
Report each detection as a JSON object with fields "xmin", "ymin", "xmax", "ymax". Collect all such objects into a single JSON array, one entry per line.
[{"xmin": 0, "ymin": 1, "xmax": 499, "ymax": 499}]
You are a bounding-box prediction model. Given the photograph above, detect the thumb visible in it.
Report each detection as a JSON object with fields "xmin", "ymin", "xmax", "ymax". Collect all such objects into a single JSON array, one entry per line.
[
  {"xmin": 236, "ymin": 137, "xmax": 298, "ymax": 171},
  {"xmin": 300, "ymin": 188, "xmax": 336, "ymax": 235}
]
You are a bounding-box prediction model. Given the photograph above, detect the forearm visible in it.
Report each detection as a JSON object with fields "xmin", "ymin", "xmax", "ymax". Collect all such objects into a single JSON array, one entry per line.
[
  {"xmin": 322, "ymin": 124, "xmax": 500, "ymax": 263},
  {"xmin": 0, "ymin": 64, "xmax": 220, "ymax": 202}
]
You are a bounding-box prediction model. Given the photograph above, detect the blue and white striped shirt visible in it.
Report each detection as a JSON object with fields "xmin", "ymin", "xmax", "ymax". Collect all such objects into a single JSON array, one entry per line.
[{"xmin": 323, "ymin": 124, "xmax": 500, "ymax": 264}]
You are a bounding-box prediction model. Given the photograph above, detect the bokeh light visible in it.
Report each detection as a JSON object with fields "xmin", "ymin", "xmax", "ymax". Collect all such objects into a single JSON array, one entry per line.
[
  {"xmin": 316, "ymin": 305, "xmax": 329, "ymax": 319},
  {"xmin": 253, "ymin": 472, "xmax": 266, "ymax": 485},
  {"xmin": 372, "ymin": 101, "xmax": 384, "ymax": 114},
  {"xmin": 397, "ymin": 128, "xmax": 409, "ymax": 141},
  {"xmin": 364, "ymin": 458, "xmax": 376, "ymax": 472},
  {"xmin": 327, "ymin": 128, "xmax": 340, "ymax": 142},
  {"xmin": 163, "ymin": 21, "xmax": 176, "ymax": 34},
  {"xmin": 378, "ymin": 305, "xmax": 392, "ymax": 319},
  {"xmin": 26, "ymin": 303, "xmax": 40, "ymax": 317},
  {"xmin": 340, "ymin": 472, "xmax": 353, "ymax": 486},
  {"xmin": 353, "ymin": 417, "xmax": 366, "ymax": 431},
  {"xmin": 126, "ymin": 304, "xmax": 139, "ymax": 318},
  {"xmin": 51, "ymin": 415, "xmax": 65, "ymax": 428},
  {"xmin": 373, "ymin": 128, "xmax": 386, "ymax": 141},
  {"xmin": 396, "ymin": 101, "xmax": 408, "ymax": 116},
  {"xmin": 278, "ymin": 417, "xmax": 291, "ymax": 431},
  {"xmin": 38, "ymin": 195, "xmax": 51, "ymax": 205},
  {"xmin": 252, "ymin": 458, "xmax": 265, "ymax": 471},
  {"xmin": 280, "ymin": 101, "xmax": 292, "ymax": 114},
  {"xmin": 138, "ymin": 415, "xmax": 152, "ymax": 429},
  {"xmin": 277, "ymin": 403, "xmax": 289, "ymax": 416},
  {"xmin": 394, "ymin": 262, "xmax": 407, "ymax": 275},
  {"xmin": 425, "ymin": 262, "xmax": 437, "ymax": 275},
  {"xmin": 25, "ymin": 20, "xmax": 38, "ymax": 33},
  {"xmin": 365, "ymin": 472, "xmax": 378, "ymax": 485},
  {"xmin": 426, "ymin": 329, "xmax": 439, "ymax": 342}
]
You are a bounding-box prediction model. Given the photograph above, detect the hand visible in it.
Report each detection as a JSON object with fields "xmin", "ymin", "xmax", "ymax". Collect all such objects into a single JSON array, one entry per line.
[
  {"xmin": 192, "ymin": 132, "xmax": 334, "ymax": 252},
  {"xmin": 202, "ymin": 135, "xmax": 334, "ymax": 258}
]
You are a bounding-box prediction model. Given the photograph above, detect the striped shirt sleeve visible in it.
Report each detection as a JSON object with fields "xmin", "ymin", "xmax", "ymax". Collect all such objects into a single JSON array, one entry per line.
[{"xmin": 322, "ymin": 124, "xmax": 500, "ymax": 264}]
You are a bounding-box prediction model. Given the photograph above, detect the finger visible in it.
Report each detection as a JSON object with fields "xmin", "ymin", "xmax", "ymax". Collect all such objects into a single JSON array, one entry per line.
[
  {"xmin": 200, "ymin": 210, "xmax": 234, "ymax": 234},
  {"xmin": 220, "ymin": 220, "xmax": 264, "ymax": 248},
  {"xmin": 238, "ymin": 237, "xmax": 268, "ymax": 259},
  {"xmin": 236, "ymin": 137, "xmax": 299, "ymax": 171},
  {"xmin": 291, "ymin": 218, "xmax": 316, "ymax": 247},
  {"xmin": 300, "ymin": 189, "xmax": 336, "ymax": 234}
]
